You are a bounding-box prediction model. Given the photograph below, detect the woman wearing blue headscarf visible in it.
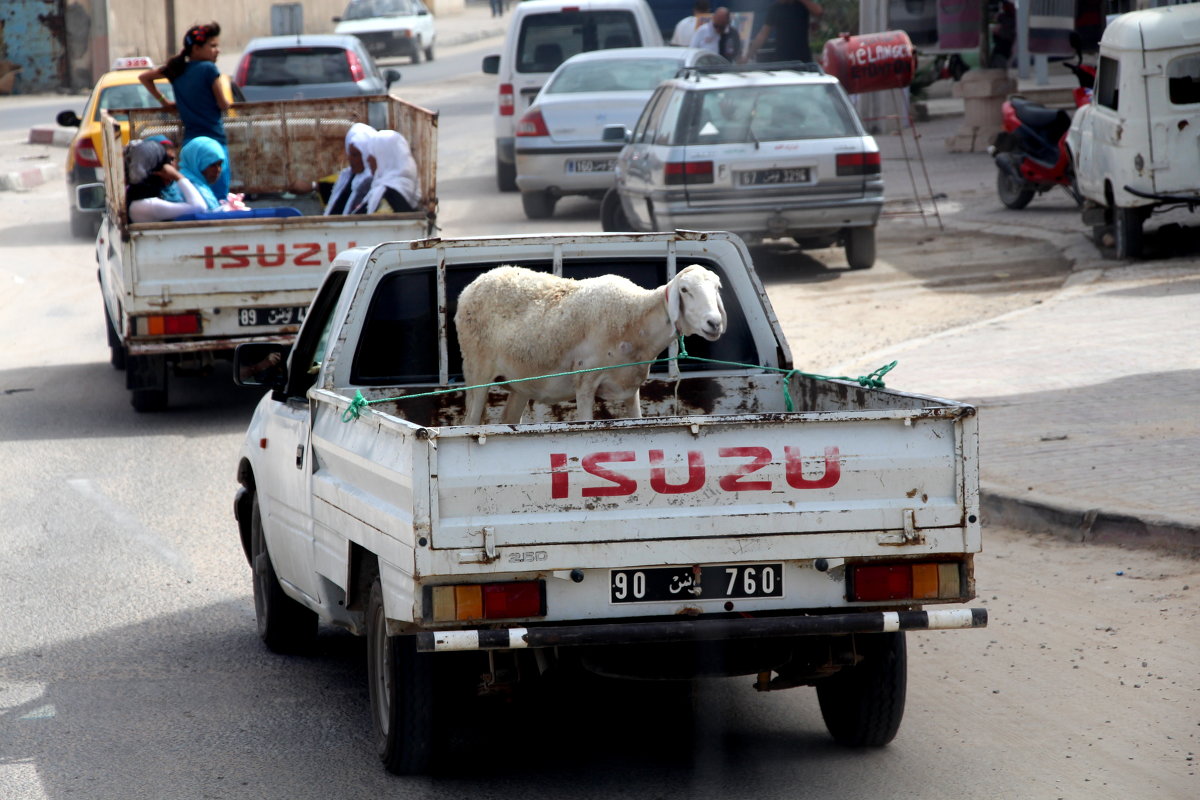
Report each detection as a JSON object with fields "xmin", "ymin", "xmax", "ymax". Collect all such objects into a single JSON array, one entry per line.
[{"xmin": 178, "ymin": 136, "xmax": 227, "ymax": 210}]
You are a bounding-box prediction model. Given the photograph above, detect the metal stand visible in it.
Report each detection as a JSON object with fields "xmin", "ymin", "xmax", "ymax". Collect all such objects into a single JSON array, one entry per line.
[{"xmin": 860, "ymin": 88, "xmax": 944, "ymax": 231}]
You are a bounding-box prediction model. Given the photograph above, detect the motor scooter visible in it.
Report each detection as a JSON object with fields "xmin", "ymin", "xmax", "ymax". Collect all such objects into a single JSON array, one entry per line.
[{"xmin": 989, "ymin": 35, "xmax": 1096, "ymax": 209}]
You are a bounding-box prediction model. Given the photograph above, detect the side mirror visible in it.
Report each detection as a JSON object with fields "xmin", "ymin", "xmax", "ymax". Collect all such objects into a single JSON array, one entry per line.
[
  {"xmin": 602, "ymin": 124, "xmax": 630, "ymax": 144},
  {"xmin": 75, "ymin": 182, "xmax": 106, "ymax": 212},
  {"xmin": 384, "ymin": 68, "xmax": 401, "ymax": 87},
  {"xmin": 57, "ymin": 110, "xmax": 82, "ymax": 128},
  {"xmin": 332, "ymin": 16, "xmax": 342, "ymax": 23},
  {"xmin": 417, "ymin": 8, "xmax": 428, "ymax": 15},
  {"xmin": 482, "ymin": 54, "xmax": 500, "ymax": 75},
  {"xmin": 233, "ymin": 342, "xmax": 290, "ymax": 389}
]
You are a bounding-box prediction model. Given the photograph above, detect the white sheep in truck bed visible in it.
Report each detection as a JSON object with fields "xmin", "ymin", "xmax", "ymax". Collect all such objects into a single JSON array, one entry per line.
[{"xmin": 455, "ymin": 264, "xmax": 727, "ymax": 425}]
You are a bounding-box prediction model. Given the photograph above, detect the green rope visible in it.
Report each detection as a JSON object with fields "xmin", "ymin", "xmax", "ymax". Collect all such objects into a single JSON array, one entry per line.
[{"xmin": 340, "ymin": 335, "xmax": 896, "ymax": 422}]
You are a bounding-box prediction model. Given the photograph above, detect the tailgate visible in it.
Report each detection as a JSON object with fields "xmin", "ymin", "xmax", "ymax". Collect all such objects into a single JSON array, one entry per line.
[
  {"xmin": 431, "ymin": 410, "xmax": 973, "ymax": 551},
  {"xmin": 125, "ymin": 215, "xmax": 419, "ymax": 303}
]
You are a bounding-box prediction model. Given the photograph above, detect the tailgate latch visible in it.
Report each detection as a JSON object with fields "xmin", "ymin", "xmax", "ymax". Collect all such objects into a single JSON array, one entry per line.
[{"xmin": 877, "ymin": 508, "xmax": 925, "ymax": 546}]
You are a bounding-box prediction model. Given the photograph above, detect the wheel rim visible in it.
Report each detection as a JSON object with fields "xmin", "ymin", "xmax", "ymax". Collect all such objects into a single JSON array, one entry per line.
[{"xmin": 371, "ymin": 604, "xmax": 391, "ymax": 738}]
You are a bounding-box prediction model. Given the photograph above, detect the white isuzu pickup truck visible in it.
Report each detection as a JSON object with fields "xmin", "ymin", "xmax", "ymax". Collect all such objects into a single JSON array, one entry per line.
[
  {"xmin": 89, "ymin": 95, "xmax": 438, "ymax": 411},
  {"xmin": 232, "ymin": 231, "xmax": 987, "ymax": 774}
]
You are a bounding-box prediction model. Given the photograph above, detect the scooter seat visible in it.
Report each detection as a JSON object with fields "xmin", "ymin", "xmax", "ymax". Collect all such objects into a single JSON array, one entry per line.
[{"xmin": 1011, "ymin": 97, "xmax": 1065, "ymax": 131}]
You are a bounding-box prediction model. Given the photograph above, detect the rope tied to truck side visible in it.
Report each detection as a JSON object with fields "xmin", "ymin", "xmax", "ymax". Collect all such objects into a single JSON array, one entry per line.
[{"xmin": 340, "ymin": 337, "xmax": 897, "ymax": 423}]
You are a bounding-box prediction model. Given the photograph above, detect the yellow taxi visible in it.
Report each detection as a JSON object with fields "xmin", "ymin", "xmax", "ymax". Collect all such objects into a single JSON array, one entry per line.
[{"xmin": 58, "ymin": 56, "xmax": 237, "ymax": 237}]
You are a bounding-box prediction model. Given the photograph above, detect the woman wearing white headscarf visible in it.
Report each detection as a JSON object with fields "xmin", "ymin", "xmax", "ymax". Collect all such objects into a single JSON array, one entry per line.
[
  {"xmin": 323, "ymin": 122, "xmax": 375, "ymax": 216},
  {"xmin": 351, "ymin": 129, "xmax": 419, "ymax": 214}
]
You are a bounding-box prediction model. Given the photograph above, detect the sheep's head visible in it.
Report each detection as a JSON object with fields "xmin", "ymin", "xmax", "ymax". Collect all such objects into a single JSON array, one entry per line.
[{"xmin": 667, "ymin": 265, "xmax": 727, "ymax": 342}]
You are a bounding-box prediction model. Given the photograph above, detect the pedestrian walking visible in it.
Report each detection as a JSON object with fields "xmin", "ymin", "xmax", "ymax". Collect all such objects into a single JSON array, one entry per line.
[{"xmin": 743, "ymin": 0, "xmax": 824, "ymax": 64}]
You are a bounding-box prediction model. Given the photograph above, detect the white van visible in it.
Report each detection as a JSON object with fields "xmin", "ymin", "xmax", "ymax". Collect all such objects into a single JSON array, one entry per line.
[{"xmin": 482, "ymin": 0, "xmax": 664, "ymax": 191}]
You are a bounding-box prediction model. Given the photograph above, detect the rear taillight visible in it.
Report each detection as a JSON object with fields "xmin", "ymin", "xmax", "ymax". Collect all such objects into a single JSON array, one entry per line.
[
  {"xmin": 515, "ymin": 109, "xmax": 549, "ymax": 137},
  {"xmin": 430, "ymin": 581, "xmax": 545, "ymax": 622},
  {"xmin": 75, "ymin": 139, "xmax": 101, "ymax": 168},
  {"xmin": 346, "ymin": 50, "xmax": 366, "ymax": 83},
  {"xmin": 499, "ymin": 83, "xmax": 515, "ymax": 116},
  {"xmin": 664, "ymin": 160, "xmax": 713, "ymax": 185},
  {"xmin": 137, "ymin": 313, "xmax": 202, "ymax": 336},
  {"xmin": 836, "ymin": 151, "xmax": 882, "ymax": 176},
  {"xmin": 849, "ymin": 562, "xmax": 963, "ymax": 602},
  {"xmin": 234, "ymin": 54, "xmax": 250, "ymax": 86}
]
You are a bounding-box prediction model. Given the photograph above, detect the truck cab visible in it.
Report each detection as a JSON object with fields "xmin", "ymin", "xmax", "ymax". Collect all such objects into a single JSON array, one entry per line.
[{"xmin": 1067, "ymin": 3, "xmax": 1200, "ymax": 258}]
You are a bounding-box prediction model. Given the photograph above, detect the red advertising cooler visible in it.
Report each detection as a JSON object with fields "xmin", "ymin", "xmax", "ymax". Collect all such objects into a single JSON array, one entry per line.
[{"xmin": 821, "ymin": 30, "xmax": 918, "ymax": 95}]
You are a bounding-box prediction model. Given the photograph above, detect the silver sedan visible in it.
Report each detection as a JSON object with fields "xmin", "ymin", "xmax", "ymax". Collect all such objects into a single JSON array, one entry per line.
[{"xmin": 514, "ymin": 47, "xmax": 727, "ymax": 220}]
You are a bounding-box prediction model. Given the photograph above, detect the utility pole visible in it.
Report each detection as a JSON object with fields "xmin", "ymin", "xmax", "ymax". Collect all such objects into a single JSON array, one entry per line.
[{"xmin": 857, "ymin": 0, "xmax": 888, "ymax": 133}]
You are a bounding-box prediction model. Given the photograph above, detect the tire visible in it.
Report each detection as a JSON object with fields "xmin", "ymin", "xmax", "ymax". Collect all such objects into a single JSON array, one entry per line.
[
  {"xmin": 844, "ymin": 226, "xmax": 876, "ymax": 270},
  {"xmin": 424, "ymin": 42, "xmax": 435, "ymax": 61},
  {"xmin": 105, "ymin": 310, "xmax": 126, "ymax": 371},
  {"xmin": 70, "ymin": 207, "xmax": 96, "ymax": 239},
  {"xmin": 251, "ymin": 493, "xmax": 317, "ymax": 654},
  {"xmin": 496, "ymin": 157, "xmax": 517, "ymax": 192},
  {"xmin": 816, "ymin": 632, "xmax": 907, "ymax": 747},
  {"xmin": 600, "ymin": 188, "xmax": 631, "ymax": 232},
  {"xmin": 411, "ymin": 37, "xmax": 423, "ymax": 65},
  {"xmin": 367, "ymin": 578, "xmax": 436, "ymax": 775},
  {"xmin": 130, "ymin": 387, "xmax": 167, "ymax": 412},
  {"xmin": 996, "ymin": 163, "xmax": 1035, "ymax": 210},
  {"xmin": 521, "ymin": 190, "xmax": 557, "ymax": 220},
  {"xmin": 1113, "ymin": 206, "xmax": 1143, "ymax": 259}
]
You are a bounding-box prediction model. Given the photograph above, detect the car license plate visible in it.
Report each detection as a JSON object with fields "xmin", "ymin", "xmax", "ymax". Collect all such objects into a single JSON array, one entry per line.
[
  {"xmin": 610, "ymin": 564, "xmax": 783, "ymax": 603},
  {"xmin": 238, "ymin": 306, "xmax": 307, "ymax": 327},
  {"xmin": 566, "ymin": 158, "xmax": 616, "ymax": 174},
  {"xmin": 737, "ymin": 167, "xmax": 811, "ymax": 186}
]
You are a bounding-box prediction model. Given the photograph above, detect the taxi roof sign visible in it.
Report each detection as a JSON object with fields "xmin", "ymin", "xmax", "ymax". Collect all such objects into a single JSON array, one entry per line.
[{"xmin": 113, "ymin": 56, "xmax": 154, "ymax": 70}]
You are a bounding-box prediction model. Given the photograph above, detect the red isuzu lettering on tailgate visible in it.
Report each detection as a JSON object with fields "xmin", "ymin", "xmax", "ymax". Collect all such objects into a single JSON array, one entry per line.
[
  {"xmin": 203, "ymin": 242, "xmax": 357, "ymax": 269},
  {"xmin": 550, "ymin": 446, "xmax": 841, "ymax": 499}
]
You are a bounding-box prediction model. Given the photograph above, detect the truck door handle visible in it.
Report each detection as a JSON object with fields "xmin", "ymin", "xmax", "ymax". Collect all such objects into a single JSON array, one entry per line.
[{"xmin": 296, "ymin": 445, "xmax": 304, "ymax": 469}]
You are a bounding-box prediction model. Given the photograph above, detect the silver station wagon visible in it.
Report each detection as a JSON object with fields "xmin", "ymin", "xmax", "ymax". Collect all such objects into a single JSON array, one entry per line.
[{"xmin": 602, "ymin": 64, "xmax": 884, "ymax": 269}]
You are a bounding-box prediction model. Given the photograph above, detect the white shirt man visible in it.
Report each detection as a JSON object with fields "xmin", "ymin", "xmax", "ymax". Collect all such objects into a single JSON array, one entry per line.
[
  {"xmin": 689, "ymin": 7, "xmax": 742, "ymax": 62},
  {"xmin": 671, "ymin": 0, "xmax": 710, "ymax": 46}
]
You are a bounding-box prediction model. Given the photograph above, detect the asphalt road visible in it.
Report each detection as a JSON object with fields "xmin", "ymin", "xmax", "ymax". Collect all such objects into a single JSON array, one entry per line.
[{"xmin": 0, "ymin": 38, "xmax": 1197, "ymax": 799}]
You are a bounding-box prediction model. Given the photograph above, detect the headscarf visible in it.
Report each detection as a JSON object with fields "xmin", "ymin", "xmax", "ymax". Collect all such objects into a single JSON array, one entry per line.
[
  {"xmin": 145, "ymin": 134, "xmax": 183, "ymax": 202},
  {"xmin": 324, "ymin": 122, "xmax": 375, "ymax": 216},
  {"xmin": 178, "ymin": 136, "xmax": 226, "ymax": 210},
  {"xmin": 356, "ymin": 129, "xmax": 419, "ymax": 214},
  {"xmin": 125, "ymin": 140, "xmax": 171, "ymax": 210}
]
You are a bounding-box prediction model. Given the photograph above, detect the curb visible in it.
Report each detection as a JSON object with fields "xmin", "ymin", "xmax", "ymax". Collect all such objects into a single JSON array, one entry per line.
[
  {"xmin": 439, "ymin": 25, "xmax": 506, "ymax": 49},
  {"xmin": 981, "ymin": 489, "xmax": 1200, "ymax": 557},
  {"xmin": 0, "ymin": 161, "xmax": 59, "ymax": 191},
  {"xmin": 28, "ymin": 125, "xmax": 74, "ymax": 146}
]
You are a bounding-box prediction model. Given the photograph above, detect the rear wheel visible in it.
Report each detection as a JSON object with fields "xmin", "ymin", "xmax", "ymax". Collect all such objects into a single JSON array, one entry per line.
[
  {"xmin": 844, "ymin": 226, "xmax": 876, "ymax": 270},
  {"xmin": 1113, "ymin": 206, "xmax": 1143, "ymax": 259},
  {"xmin": 410, "ymin": 37, "xmax": 423, "ymax": 65},
  {"xmin": 104, "ymin": 309, "xmax": 126, "ymax": 371},
  {"xmin": 496, "ymin": 156, "xmax": 517, "ymax": 192},
  {"xmin": 600, "ymin": 188, "xmax": 631, "ymax": 232},
  {"xmin": 424, "ymin": 41, "xmax": 435, "ymax": 61},
  {"xmin": 70, "ymin": 207, "xmax": 96, "ymax": 239},
  {"xmin": 997, "ymin": 164, "xmax": 1035, "ymax": 209},
  {"xmin": 816, "ymin": 632, "xmax": 907, "ymax": 747},
  {"xmin": 251, "ymin": 493, "xmax": 317, "ymax": 653},
  {"xmin": 367, "ymin": 578, "xmax": 436, "ymax": 774},
  {"xmin": 521, "ymin": 190, "xmax": 557, "ymax": 220}
]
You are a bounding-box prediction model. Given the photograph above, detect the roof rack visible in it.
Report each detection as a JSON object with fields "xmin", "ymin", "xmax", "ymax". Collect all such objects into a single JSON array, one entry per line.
[{"xmin": 674, "ymin": 61, "xmax": 825, "ymax": 80}]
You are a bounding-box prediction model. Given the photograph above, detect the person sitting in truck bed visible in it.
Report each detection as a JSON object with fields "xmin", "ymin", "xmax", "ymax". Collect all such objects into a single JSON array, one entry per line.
[
  {"xmin": 178, "ymin": 136, "xmax": 246, "ymax": 212},
  {"xmin": 125, "ymin": 138, "xmax": 209, "ymax": 222},
  {"xmin": 348, "ymin": 129, "xmax": 419, "ymax": 214},
  {"xmin": 321, "ymin": 122, "xmax": 376, "ymax": 216}
]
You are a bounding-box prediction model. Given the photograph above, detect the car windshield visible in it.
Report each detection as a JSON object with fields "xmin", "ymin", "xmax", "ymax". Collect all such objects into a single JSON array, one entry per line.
[
  {"xmin": 545, "ymin": 58, "xmax": 686, "ymax": 94},
  {"xmin": 679, "ymin": 84, "xmax": 860, "ymax": 144},
  {"xmin": 242, "ymin": 48, "xmax": 355, "ymax": 86},
  {"xmin": 95, "ymin": 82, "xmax": 175, "ymax": 121},
  {"xmin": 343, "ymin": 0, "xmax": 413, "ymax": 20},
  {"xmin": 516, "ymin": 11, "xmax": 641, "ymax": 74}
]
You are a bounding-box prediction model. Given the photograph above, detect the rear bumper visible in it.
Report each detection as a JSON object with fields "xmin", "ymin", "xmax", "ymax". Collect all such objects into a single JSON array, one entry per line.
[
  {"xmin": 649, "ymin": 194, "xmax": 884, "ymax": 239},
  {"xmin": 515, "ymin": 149, "xmax": 620, "ymax": 194},
  {"xmin": 416, "ymin": 607, "xmax": 988, "ymax": 652}
]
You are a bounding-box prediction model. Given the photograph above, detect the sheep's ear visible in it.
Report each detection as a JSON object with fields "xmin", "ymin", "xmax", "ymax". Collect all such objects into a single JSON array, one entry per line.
[{"xmin": 666, "ymin": 275, "xmax": 683, "ymax": 325}]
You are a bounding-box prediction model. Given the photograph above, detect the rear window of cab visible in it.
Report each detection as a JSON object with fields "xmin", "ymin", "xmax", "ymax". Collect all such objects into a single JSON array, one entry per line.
[
  {"xmin": 242, "ymin": 47, "xmax": 358, "ymax": 86},
  {"xmin": 94, "ymin": 82, "xmax": 175, "ymax": 121},
  {"xmin": 516, "ymin": 11, "xmax": 641, "ymax": 74}
]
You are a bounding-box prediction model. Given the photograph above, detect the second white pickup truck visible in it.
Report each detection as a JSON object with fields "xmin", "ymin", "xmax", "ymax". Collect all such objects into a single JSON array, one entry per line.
[
  {"xmin": 91, "ymin": 95, "xmax": 438, "ymax": 411},
  {"xmin": 233, "ymin": 231, "xmax": 987, "ymax": 774}
]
